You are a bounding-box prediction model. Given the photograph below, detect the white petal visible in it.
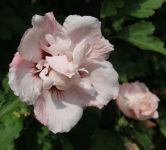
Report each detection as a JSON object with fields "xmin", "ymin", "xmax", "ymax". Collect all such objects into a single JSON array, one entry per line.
[
  {"xmin": 153, "ymin": 111, "xmax": 159, "ymax": 119},
  {"xmin": 49, "ymin": 70, "xmax": 73, "ymax": 90},
  {"xmin": 8, "ymin": 53, "xmax": 42, "ymax": 104},
  {"xmin": 76, "ymin": 82, "xmax": 104, "ymax": 109},
  {"xmin": 45, "ymin": 33, "xmax": 72, "ymax": 55},
  {"xmin": 87, "ymin": 37, "xmax": 114, "ymax": 60},
  {"xmin": 18, "ymin": 12, "xmax": 62, "ymax": 62},
  {"xmin": 63, "ymin": 15, "xmax": 113, "ymax": 60},
  {"xmin": 83, "ymin": 60, "xmax": 119, "ymax": 105},
  {"xmin": 73, "ymin": 39, "xmax": 87, "ymax": 66},
  {"xmin": 63, "ymin": 15, "xmax": 101, "ymax": 43},
  {"xmin": 34, "ymin": 90, "xmax": 83, "ymax": 134},
  {"xmin": 46, "ymin": 56, "xmax": 77, "ymax": 78}
]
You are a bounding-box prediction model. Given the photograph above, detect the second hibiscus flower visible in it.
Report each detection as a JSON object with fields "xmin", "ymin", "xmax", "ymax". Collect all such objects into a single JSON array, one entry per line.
[{"xmin": 8, "ymin": 12, "xmax": 119, "ymax": 134}]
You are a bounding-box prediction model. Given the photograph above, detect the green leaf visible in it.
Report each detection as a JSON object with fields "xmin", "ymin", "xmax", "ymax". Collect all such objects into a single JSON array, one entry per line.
[
  {"xmin": 159, "ymin": 117, "xmax": 166, "ymax": 137},
  {"xmin": 118, "ymin": 21, "xmax": 166, "ymax": 55},
  {"xmin": 100, "ymin": 0, "xmax": 164, "ymax": 19},
  {"xmin": 112, "ymin": 17, "xmax": 125, "ymax": 31},
  {"xmin": 159, "ymin": 106, "xmax": 166, "ymax": 137},
  {"xmin": 0, "ymin": 76, "xmax": 29, "ymax": 150},
  {"xmin": 38, "ymin": 127, "xmax": 52, "ymax": 150},
  {"xmin": 100, "ymin": 0, "xmax": 124, "ymax": 18},
  {"xmin": 127, "ymin": 0, "xmax": 164, "ymax": 18},
  {"xmin": 117, "ymin": 117, "xmax": 129, "ymax": 128},
  {"xmin": 160, "ymin": 126, "xmax": 166, "ymax": 137},
  {"xmin": 90, "ymin": 129, "xmax": 125, "ymax": 150},
  {"xmin": 1, "ymin": 77, "xmax": 10, "ymax": 93},
  {"xmin": 0, "ymin": 99, "xmax": 19, "ymax": 118},
  {"xmin": 60, "ymin": 135, "xmax": 74, "ymax": 150},
  {"xmin": 0, "ymin": 97, "xmax": 28, "ymax": 150},
  {"xmin": 0, "ymin": 90, "xmax": 4, "ymax": 105},
  {"xmin": 0, "ymin": 115, "xmax": 23, "ymax": 150},
  {"xmin": 133, "ymin": 130, "xmax": 152, "ymax": 150}
]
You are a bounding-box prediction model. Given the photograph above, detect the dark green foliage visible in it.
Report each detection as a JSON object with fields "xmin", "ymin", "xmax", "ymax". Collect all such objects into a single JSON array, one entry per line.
[
  {"xmin": 0, "ymin": 77, "xmax": 29, "ymax": 150},
  {"xmin": 90, "ymin": 129, "xmax": 125, "ymax": 150},
  {"xmin": 0, "ymin": 0, "xmax": 166, "ymax": 150}
]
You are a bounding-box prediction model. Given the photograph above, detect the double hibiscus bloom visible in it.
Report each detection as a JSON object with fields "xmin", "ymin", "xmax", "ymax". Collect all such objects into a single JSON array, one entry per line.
[{"xmin": 8, "ymin": 12, "xmax": 119, "ymax": 133}]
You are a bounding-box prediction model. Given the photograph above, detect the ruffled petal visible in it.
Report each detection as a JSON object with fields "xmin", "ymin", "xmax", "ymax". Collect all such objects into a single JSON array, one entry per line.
[
  {"xmin": 73, "ymin": 39, "xmax": 87, "ymax": 66},
  {"xmin": 34, "ymin": 89, "xmax": 83, "ymax": 134},
  {"xmin": 45, "ymin": 33, "xmax": 72, "ymax": 55},
  {"xmin": 63, "ymin": 15, "xmax": 113, "ymax": 60},
  {"xmin": 18, "ymin": 12, "xmax": 62, "ymax": 62},
  {"xmin": 82, "ymin": 60, "xmax": 119, "ymax": 106},
  {"xmin": 49, "ymin": 70, "xmax": 74, "ymax": 90},
  {"xmin": 8, "ymin": 52, "xmax": 42, "ymax": 104},
  {"xmin": 46, "ymin": 56, "xmax": 77, "ymax": 78},
  {"xmin": 73, "ymin": 84, "xmax": 104, "ymax": 109},
  {"xmin": 87, "ymin": 37, "xmax": 114, "ymax": 60},
  {"xmin": 63, "ymin": 15, "xmax": 101, "ymax": 43}
]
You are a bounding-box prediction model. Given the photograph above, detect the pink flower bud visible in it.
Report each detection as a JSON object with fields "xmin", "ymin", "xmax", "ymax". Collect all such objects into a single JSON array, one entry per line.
[{"xmin": 117, "ymin": 82, "xmax": 159, "ymax": 120}]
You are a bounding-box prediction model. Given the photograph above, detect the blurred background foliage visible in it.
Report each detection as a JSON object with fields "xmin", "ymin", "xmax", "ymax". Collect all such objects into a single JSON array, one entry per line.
[{"xmin": 0, "ymin": 0, "xmax": 166, "ymax": 150}]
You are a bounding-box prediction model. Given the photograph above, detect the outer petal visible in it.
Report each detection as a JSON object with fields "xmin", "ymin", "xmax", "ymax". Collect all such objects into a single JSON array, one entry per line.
[
  {"xmin": 74, "ymin": 84, "xmax": 104, "ymax": 109},
  {"xmin": 81, "ymin": 60, "xmax": 119, "ymax": 106},
  {"xmin": 34, "ymin": 89, "xmax": 83, "ymax": 134},
  {"xmin": 116, "ymin": 95, "xmax": 133, "ymax": 118},
  {"xmin": 8, "ymin": 52, "xmax": 42, "ymax": 104},
  {"xmin": 63, "ymin": 15, "xmax": 101, "ymax": 43},
  {"xmin": 87, "ymin": 37, "xmax": 114, "ymax": 60},
  {"xmin": 63, "ymin": 15, "xmax": 113, "ymax": 60},
  {"xmin": 139, "ymin": 92, "xmax": 159, "ymax": 120},
  {"xmin": 128, "ymin": 82, "xmax": 148, "ymax": 95},
  {"xmin": 18, "ymin": 12, "xmax": 62, "ymax": 62}
]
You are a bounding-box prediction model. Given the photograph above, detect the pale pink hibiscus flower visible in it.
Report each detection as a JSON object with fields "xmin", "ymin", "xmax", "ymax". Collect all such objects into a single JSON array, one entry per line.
[
  {"xmin": 8, "ymin": 12, "xmax": 119, "ymax": 133},
  {"xmin": 117, "ymin": 82, "xmax": 159, "ymax": 120}
]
